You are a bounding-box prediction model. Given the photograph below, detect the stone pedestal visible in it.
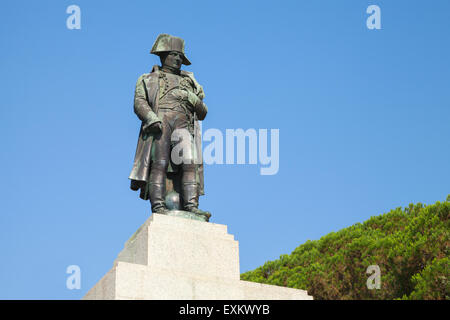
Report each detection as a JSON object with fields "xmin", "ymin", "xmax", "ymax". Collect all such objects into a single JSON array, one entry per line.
[{"xmin": 83, "ymin": 214, "xmax": 312, "ymax": 300}]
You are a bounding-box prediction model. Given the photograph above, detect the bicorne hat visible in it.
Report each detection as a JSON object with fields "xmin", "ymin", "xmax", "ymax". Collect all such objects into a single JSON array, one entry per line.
[{"xmin": 150, "ymin": 34, "xmax": 191, "ymax": 66}]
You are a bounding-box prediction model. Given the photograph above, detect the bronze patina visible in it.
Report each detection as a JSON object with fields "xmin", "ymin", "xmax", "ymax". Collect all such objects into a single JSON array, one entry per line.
[{"xmin": 129, "ymin": 34, "xmax": 211, "ymax": 222}]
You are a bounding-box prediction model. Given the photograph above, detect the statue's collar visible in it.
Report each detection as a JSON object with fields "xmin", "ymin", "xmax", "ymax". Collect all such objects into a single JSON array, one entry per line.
[
  {"xmin": 161, "ymin": 66, "xmax": 181, "ymax": 75},
  {"xmin": 152, "ymin": 65, "xmax": 190, "ymax": 78},
  {"xmin": 151, "ymin": 65, "xmax": 182, "ymax": 76}
]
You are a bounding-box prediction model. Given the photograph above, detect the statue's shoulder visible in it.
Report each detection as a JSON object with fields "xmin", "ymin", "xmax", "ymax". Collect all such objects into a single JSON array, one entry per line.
[
  {"xmin": 137, "ymin": 66, "xmax": 162, "ymax": 80},
  {"xmin": 136, "ymin": 67, "xmax": 161, "ymax": 87},
  {"xmin": 136, "ymin": 72, "xmax": 153, "ymax": 84},
  {"xmin": 136, "ymin": 73, "xmax": 150, "ymax": 81},
  {"xmin": 180, "ymin": 70, "xmax": 195, "ymax": 80},
  {"xmin": 181, "ymin": 70, "xmax": 201, "ymax": 85},
  {"xmin": 181, "ymin": 70, "xmax": 204, "ymax": 98},
  {"xmin": 181, "ymin": 70, "xmax": 194, "ymax": 76}
]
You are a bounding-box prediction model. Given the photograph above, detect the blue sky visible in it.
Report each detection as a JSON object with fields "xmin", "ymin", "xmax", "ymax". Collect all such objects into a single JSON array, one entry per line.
[{"xmin": 0, "ymin": 0, "xmax": 449, "ymax": 299}]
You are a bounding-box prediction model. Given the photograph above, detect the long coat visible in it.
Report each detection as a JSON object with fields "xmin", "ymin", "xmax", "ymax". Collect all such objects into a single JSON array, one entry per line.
[{"xmin": 128, "ymin": 65, "xmax": 206, "ymax": 200}]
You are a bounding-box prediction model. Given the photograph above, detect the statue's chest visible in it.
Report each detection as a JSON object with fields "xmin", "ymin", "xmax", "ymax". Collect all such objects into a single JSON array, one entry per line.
[{"xmin": 159, "ymin": 73, "xmax": 194, "ymax": 98}]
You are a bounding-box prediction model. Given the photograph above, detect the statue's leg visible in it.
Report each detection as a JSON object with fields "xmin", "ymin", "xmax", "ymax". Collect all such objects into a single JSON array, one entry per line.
[
  {"xmin": 148, "ymin": 112, "xmax": 172, "ymax": 213},
  {"xmin": 181, "ymin": 163, "xmax": 198, "ymax": 208},
  {"xmin": 173, "ymin": 112, "xmax": 211, "ymax": 220},
  {"xmin": 181, "ymin": 164, "xmax": 210, "ymax": 220}
]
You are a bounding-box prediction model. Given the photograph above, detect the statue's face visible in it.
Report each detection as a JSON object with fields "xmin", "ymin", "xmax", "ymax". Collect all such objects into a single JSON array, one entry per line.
[{"xmin": 161, "ymin": 51, "xmax": 183, "ymax": 70}]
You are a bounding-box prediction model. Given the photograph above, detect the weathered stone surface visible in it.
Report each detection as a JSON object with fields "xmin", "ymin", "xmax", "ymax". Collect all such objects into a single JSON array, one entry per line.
[{"xmin": 83, "ymin": 214, "xmax": 312, "ymax": 300}]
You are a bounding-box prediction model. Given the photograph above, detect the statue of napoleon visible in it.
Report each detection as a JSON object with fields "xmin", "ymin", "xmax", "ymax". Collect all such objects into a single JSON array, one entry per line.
[{"xmin": 128, "ymin": 34, "xmax": 211, "ymax": 221}]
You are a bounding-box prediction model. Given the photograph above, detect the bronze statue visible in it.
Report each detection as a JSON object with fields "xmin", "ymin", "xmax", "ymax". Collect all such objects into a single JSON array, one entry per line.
[{"xmin": 129, "ymin": 34, "xmax": 211, "ymax": 221}]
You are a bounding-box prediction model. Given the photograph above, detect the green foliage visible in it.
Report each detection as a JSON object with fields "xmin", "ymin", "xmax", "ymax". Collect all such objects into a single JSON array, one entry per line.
[{"xmin": 241, "ymin": 196, "xmax": 449, "ymax": 300}]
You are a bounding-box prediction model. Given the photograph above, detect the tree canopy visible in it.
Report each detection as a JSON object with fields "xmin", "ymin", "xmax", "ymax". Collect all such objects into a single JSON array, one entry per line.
[{"xmin": 241, "ymin": 196, "xmax": 449, "ymax": 299}]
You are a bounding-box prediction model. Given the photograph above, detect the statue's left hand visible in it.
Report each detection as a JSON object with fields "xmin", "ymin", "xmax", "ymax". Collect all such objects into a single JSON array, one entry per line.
[{"xmin": 182, "ymin": 89, "xmax": 201, "ymax": 108}]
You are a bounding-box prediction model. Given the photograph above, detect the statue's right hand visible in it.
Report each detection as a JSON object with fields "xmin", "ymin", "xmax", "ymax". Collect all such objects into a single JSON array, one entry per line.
[{"xmin": 143, "ymin": 121, "xmax": 162, "ymax": 134}]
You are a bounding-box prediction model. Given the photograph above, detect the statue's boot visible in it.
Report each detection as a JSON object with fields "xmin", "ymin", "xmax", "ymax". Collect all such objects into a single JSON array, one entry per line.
[
  {"xmin": 149, "ymin": 160, "xmax": 168, "ymax": 214},
  {"xmin": 182, "ymin": 182, "xmax": 211, "ymax": 221},
  {"xmin": 149, "ymin": 183, "xmax": 167, "ymax": 214}
]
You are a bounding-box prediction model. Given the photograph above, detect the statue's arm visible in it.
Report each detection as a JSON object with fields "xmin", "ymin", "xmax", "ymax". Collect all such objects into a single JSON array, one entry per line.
[
  {"xmin": 184, "ymin": 89, "xmax": 208, "ymax": 120},
  {"xmin": 185, "ymin": 74, "xmax": 208, "ymax": 121},
  {"xmin": 134, "ymin": 75, "xmax": 161, "ymax": 126},
  {"xmin": 194, "ymin": 99, "xmax": 208, "ymax": 121}
]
